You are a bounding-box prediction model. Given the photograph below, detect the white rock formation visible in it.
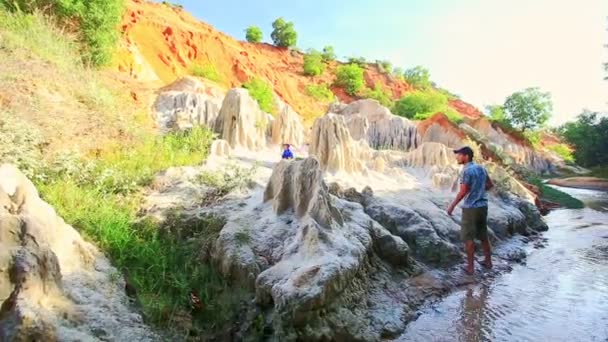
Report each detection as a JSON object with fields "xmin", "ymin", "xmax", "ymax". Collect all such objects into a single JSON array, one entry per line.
[
  {"xmin": 210, "ymin": 139, "xmax": 231, "ymax": 157},
  {"xmin": 218, "ymin": 88, "xmax": 269, "ymax": 150},
  {"xmin": 332, "ymin": 99, "xmax": 419, "ymax": 151},
  {"xmin": 466, "ymin": 119, "xmax": 554, "ymax": 174},
  {"xmin": 271, "ymin": 96, "xmax": 306, "ymax": 147},
  {"xmin": 309, "ymin": 114, "xmax": 365, "ymax": 173},
  {"xmin": 153, "ymin": 77, "xmax": 224, "ymax": 132},
  {"xmin": 0, "ymin": 164, "xmax": 156, "ymax": 341}
]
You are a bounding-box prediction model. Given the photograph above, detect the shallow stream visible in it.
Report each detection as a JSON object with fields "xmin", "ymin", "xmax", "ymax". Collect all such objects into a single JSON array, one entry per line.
[{"xmin": 398, "ymin": 187, "xmax": 608, "ymax": 342}]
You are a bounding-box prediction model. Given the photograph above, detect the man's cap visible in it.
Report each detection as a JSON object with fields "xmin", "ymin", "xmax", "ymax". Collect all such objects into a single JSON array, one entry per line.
[{"xmin": 453, "ymin": 146, "xmax": 474, "ymax": 158}]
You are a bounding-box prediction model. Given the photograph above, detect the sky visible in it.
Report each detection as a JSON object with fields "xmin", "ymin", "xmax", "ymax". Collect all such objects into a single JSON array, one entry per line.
[{"xmin": 173, "ymin": 0, "xmax": 608, "ymax": 126}]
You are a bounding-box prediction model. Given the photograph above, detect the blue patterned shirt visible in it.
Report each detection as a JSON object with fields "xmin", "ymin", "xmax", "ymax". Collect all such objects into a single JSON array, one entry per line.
[{"xmin": 460, "ymin": 162, "xmax": 488, "ymax": 208}]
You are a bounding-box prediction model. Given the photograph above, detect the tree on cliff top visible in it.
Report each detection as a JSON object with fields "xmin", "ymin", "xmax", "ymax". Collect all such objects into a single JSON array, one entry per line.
[
  {"xmin": 271, "ymin": 17, "xmax": 297, "ymax": 48},
  {"xmin": 503, "ymin": 87, "xmax": 552, "ymax": 132},
  {"xmin": 245, "ymin": 26, "xmax": 263, "ymax": 43},
  {"xmin": 403, "ymin": 66, "xmax": 431, "ymax": 89}
]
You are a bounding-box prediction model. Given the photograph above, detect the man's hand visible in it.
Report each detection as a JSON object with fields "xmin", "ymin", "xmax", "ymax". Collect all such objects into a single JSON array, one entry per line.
[{"xmin": 447, "ymin": 202, "xmax": 456, "ymax": 216}]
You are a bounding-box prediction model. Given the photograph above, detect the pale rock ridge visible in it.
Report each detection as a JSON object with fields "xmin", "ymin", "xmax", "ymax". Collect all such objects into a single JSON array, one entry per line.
[
  {"xmin": 210, "ymin": 139, "xmax": 231, "ymax": 157},
  {"xmin": 153, "ymin": 77, "xmax": 224, "ymax": 132},
  {"xmin": 263, "ymin": 158, "xmax": 343, "ymax": 228},
  {"xmin": 218, "ymin": 88, "xmax": 269, "ymax": 150},
  {"xmin": 419, "ymin": 122, "xmax": 463, "ymax": 148},
  {"xmin": 332, "ymin": 99, "xmax": 420, "ymax": 151},
  {"xmin": 400, "ymin": 142, "xmax": 454, "ymax": 168},
  {"xmin": 309, "ymin": 114, "xmax": 365, "ymax": 173},
  {"xmin": 0, "ymin": 165, "xmax": 156, "ymax": 341},
  {"xmin": 271, "ymin": 96, "xmax": 306, "ymax": 147}
]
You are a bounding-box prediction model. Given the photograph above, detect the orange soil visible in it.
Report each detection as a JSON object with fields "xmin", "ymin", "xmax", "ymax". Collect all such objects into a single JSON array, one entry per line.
[
  {"xmin": 448, "ymin": 99, "xmax": 483, "ymax": 119},
  {"xmin": 116, "ymin": 0, "xmax": 413, "ymax": 126},
  {"xmin": 417, "ymin": 112, "xmax": 466, "ymax": 138}
]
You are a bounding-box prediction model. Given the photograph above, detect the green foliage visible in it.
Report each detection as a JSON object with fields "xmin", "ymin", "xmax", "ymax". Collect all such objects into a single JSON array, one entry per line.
[
  {"xmin": 197, "ymin": 163, "xmax": 258, "ymax": 200},
  {"xmin": 528, "ymin": 176, "xmax": 584, "ymax": 209},
  {"xmin": 306, "ymin": 83, "xmax": 334, "ymax": 102},
  {"xmin": 2, "ymin": 0, "xmax": 125, "ymax": 66},
  {"xmin": 503, "ymin": 87, "xmax": 552, "ymax": 132},
  {"xmin": 547, "ymin": 144, "xmax": 574, "ymax": 164},
  {"xmin": 303, "ymin": 49, "xmax": 325, "ymax": 76},
  {"xmin": 486, "ymin": 104, "xmax": 510, "ymax": 125},
  {"xmin": 376, "ymin": 60, "xmax": 392, "ymax": 74},
  {"xmin": 321, "ymin": 45, "xmax": 336, "ymax": 62},
  {"xmin": 33, "ymin": 126, "xmax": 247, "ymax": 336},
  {"xmin": 189, "ymin": 63, "xmax": 222, "ymax": 82},
  {"xmin": 443, "ymin": 109, "xmax": 465, "ymax": 124},
  {"xmin": 0, "ymin": 112, "xmax": 45, "ymax": 179},
  {"xmin": 523, "ymin": 130, "xmax": 542, "ymax": 149},
  {"xmin": 243, "ymin": 78, "xmax": 276, "ymax": 114},
  {"xmin": 245, "ymin": 25, "xmax": 263, "ymax": 43},
  {"xmin": 335, "ymin": 63, "xmax": 365, "ymax": 96},
  {"xmin": 363, "ymin": 83, "xmax": 393, "ymax": 107},
  {"xmin": 270, "ymin": 17, "xmax": 297, "ymax": 48},
  {"xmin": 403, "ymin": 66, "xmax": 432, "ymax": 89},
  {"xmin": 347, "ymin": 56, "xmax": 367, "ymax": 67},
  {"xmin": 589, "ymin": 165, "xmax": 608, "ymax": 179},
  {"xmin": 558, "ymin": 110, "xmax": 608, "ymax": 167},
  {"xmin": 392, "ymin": 67, "xmax": 404, "ymax": 80},
  {"xmin": 392, "ymin": 90, "xmax": 448, "ymax": 119}
]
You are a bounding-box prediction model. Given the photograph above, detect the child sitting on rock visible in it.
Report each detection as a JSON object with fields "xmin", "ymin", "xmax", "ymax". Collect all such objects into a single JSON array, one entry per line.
[{"xmin": 281, "ymin": 143, "xmax": 294, "ymax": 160}]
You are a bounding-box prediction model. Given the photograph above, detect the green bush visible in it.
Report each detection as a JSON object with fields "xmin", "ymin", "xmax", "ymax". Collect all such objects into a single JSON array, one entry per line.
[
  {"xmin": 270, "ymin": 17, "xmax": 297, "ymax": 48},
  {"xmin": 392, "ymin": 90, "xmax": 448, "ymax": 119},
  {"xmin": 2, "ymin": 0, "xmax": 125, "ymax": 66},
  {"xmin": 403, "ymin": 66, "xmax": 432, "ymax": 89},
  {"xmin": 392, "ymin": 67, "xmax": 404, "ymax": 80},
  {"xmin": 243, "ymin": 78, "xmax": 276, "ymax": 114},
  {"xmin": 321, "ymin": 45, "xmax": 336, "ymax": 62},
  {"xmin": 197, "ymin": 163, "xmax": 258, "ymax": 200},
  {"xmin": 347, "ymin": 56, "xmax": 367, "ymax": 67},
  {"xmin": 528, "ymin": 176, "xmax": 584, "ymax": 209},
  {"xmin": 303, "ymin": 49, "xmax": 325, "ymax": 76},
  {"xmin": 245, "ymin": 25, "xmax": 263, "ymax": 43},
  {"xmin": 547, "ymin": 143, "xmax": 574, "ymax": 164},
  {"xmin": 376, "ymin": 60, "xmax": 392, "ymax": 74},
  {"xmin": 443, "ymin": 109, "xmax": 465, "ymax": 124},
  {"xmin": 335, "ymin": 63, "xmax": 365, "ymax": 96},
  {"xmin": 306, "ymin": 83, "xmax": 334, "ymax": 102},
  {"xmin": 363, "ymin": 83, "xmax": 393, "ymax": 107},
  {"xmin": 0, "ymin": 112, "xmax": 45, "ymax": 180},
  {"xmin": 189, "ymin": 63, "xmax": 222, "ymax": 82}
]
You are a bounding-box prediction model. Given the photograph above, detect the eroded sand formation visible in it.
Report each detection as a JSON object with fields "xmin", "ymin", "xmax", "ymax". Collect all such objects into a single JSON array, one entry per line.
[{"xmin": 0, "ymin": 165, "xmax": 157, "ymax": 341}]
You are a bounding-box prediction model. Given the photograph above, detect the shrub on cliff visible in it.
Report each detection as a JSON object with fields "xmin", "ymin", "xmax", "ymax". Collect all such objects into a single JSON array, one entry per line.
[
  {"xmin": 392, "ymin": 90, "xmax": 446, "ymax": 119},
  {"xmin": 335, "ymin": 63, "xmax": 365, "ymax": 96},
  {"xmin": 376, "ymin": 60, "xmax": 392, "ymax": 74},
  {"xmin": 243, "ymin": 78, "xmax": 276, "ymax": 114},
  {"xmin": 403, "ymin": 66, "xmax": 432, "ymax": 89},
  {"xmin": 190, "ymin": 63, "xmax": 222, "ymax": 82},
  {"xmin": 347, "ymin": 56, "xmax": 367, "ymax": 67},
  {"xmin": 321, "ymin": 45, "xmax": 336, "ymax": 62},
  {"xmin": 303, "ymin": 49, "xmax": 326, "ymax": 76},
  {"xmin": 306, "ymin": 84, "xmax": 334, "ymax": 102},
  {"xmin": 245, "ymin": 26, "xmax": 263, "ymax": 43},
  {"xmin": 363, "ymin": 83, "xmax": 393, "ymax": 107},
  {"xmin": 271, "ymin": 17, "xmax": 297, "ymax": 48},
  {"xmin": 2, "ymin": 0, "xmax": 125, "ymax": 66}
]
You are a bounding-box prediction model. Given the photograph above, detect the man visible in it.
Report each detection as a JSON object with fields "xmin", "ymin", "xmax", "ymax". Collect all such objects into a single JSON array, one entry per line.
[
  {"xmin": 447, "ymin": 146, "xmax": 494, "ymax": 275},
  {"xmin": 281, "ymin": 143, "xmax": 294, "ymax": 160}
]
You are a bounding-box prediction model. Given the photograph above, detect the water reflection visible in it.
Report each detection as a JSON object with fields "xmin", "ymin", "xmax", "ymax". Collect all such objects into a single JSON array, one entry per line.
[{"xmin": 459, "ymin": 287, "xmax": 489, "ymax": 342}]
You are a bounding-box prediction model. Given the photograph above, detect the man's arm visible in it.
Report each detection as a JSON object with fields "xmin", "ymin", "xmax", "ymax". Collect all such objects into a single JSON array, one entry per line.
[
  {"xmin": 485, "ymin": 176, "xmax": 494, "ymax": 191},
  {"xmin": 448, "ymin": 183, "xmax": 470, "ymax": 215}
]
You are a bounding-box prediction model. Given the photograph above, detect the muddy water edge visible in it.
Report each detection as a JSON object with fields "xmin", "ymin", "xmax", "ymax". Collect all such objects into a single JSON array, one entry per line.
[{"xmin": 397, "ymin": 187, "xmax": 608, "ymax": 342}]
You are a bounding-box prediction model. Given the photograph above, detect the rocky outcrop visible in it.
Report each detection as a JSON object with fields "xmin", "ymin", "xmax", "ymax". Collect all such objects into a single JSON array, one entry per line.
[
  {"xmin": 271, "ymin": 96, "xmax": 306, "ymax": 147},
  {"xmin": 0, "ymin": 165, "xmax": 156, "ymax": 341},
  {"xmin": 153, "ymin": 76, "xmax": 224, "ymax": 132},
  {"xmin": 309, "ymin": 114, "xmax": 365, "ymax": 173},
  {"xmin": 210, "ymin": 139, "xmax": 231, "ymax": 157},
  {"xmin": 417, "ymin": 113, "xmax": 465, "ymax": 148},
  {"xmin": 218, "ymin": 88, "xmax": 269, "ymax": 150},
  {"xmin": 468, "ymin": 118, "xmax": 554, "ymax": 174},
  {"xmin": 332, "ymin": 100, "xmax": 419, "ymax": 151}
]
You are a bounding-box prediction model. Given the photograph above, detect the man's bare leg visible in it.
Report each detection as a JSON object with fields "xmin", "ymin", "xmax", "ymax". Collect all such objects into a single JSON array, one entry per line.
[
  {"xmin": 464, "ymin": 240, "xmax": 475, "ymax": 274},
  {"xmin": 480, "ymin": 238, "xmax": 493, "ymax": 268}
]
